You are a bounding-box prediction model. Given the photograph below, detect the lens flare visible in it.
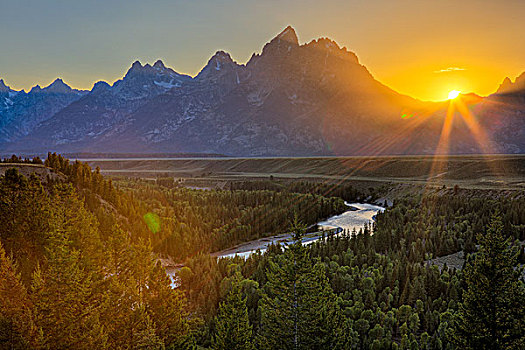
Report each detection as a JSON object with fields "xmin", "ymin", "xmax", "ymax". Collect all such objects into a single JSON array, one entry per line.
[{"xmin": 144, "ymin": 212, "xmax": 161, "ymax": 234}]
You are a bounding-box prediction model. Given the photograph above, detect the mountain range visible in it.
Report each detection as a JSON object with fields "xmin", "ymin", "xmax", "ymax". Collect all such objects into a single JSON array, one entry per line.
[{"xmin": 1, "ymin": 26, "xmax": 524, "ymax": 156}]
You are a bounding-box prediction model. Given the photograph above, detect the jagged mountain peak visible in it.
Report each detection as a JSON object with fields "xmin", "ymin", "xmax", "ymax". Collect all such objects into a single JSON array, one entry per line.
[
  {"xmin": 195, "ymin": 50, "xmax": 242, "ymax": 82},
  {"xmin": 261, "ymin": 26, "xmax": 300, "ymax": 57},
  {"xmin": 514, "ymin": 72, "xmax": 525, "ymax": 90},
  {"xmin": 29, "ymin": 85, "xmax": 42, "ymax": 93},
  {"xmin": 0, "ymin": 78, "xmax": 85, "ymax": 144},
  {"xmin": 43, "ymin": 78, "xmax": 74, "ymax": 93},
  {"xmin": 496, "ymin": 72, "xmax": 525, "ymax": 94},
  {"xmin": 497, "ymin": 77, "xmax": 513, "ymax": 94},
  {"xmin": 25, "ymin": 78, "xmax": 78, "ymax": 95},
  {"xmin": 207, "ymin": 51, "xmax": 238, "ymax": 69},
  {"xmin": 2, "ymin": 26, "xmax": 524, "ymax": 156},
  {"xmin": 153, "ymin": 59, "xmax": 166, "ymax": 69},
  {"xmin": 126, "ymin": 60, "xmax": 163, "ymax": 76},
  {"xmin": 131, "ymin": 60, "xmax": 143, "ymax": 69},
  {"xmin": 0, "ymin": 79, "xmax": 11, "ymax": 92},
  {"xmin": 307, "ymin": 37, "xmax": 340, "ymax": 51},
  {"xmin": 125, "ymin": 60, "xmax": 146, "ymax": 77},
  {"xmin": 124, "ymin": 59, "xmax": 181, "ymax": 78},
  {"xmin": 113, "ymin": 59, "xmax": 190, "ymax": 97},
  {"xmin": 304, "ymin": 37, "xmax": 360, "ymax": 65},
  {"xmin": 275, "ymin": 26, "xmax": 299, "ymax": 45},
  {"xmin": 211, "ymin": 50, "xmax": 234, "ymax": 62}
]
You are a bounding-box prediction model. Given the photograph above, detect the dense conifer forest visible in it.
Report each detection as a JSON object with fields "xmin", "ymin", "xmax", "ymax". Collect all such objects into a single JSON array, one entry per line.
[{"xmin": 1, "ymin": 154, "xmax": 524, "ymax": 349}]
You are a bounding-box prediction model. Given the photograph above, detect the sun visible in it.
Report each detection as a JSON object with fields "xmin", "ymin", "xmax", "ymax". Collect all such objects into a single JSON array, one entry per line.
[{"xmin": 447, "ymin": 90, "xmax": 461, "ymax": 100}]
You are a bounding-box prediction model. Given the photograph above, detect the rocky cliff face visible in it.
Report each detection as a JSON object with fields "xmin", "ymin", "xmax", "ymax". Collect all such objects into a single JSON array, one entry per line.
[
  {"xmin": 4, "ymin": 60, "xmax": 191, "ymax": 152},
  {"xmin": 2, "ymin": 27, "xmax": 524, "ymax": 156},
  {"xmin": 0, "ymin": 79, "xmax": 86, "ymax": 144}
]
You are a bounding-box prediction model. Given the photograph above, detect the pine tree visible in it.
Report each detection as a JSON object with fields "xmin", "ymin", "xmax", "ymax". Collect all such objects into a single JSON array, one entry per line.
[
  {"xmin": 131, "ymin": 307, "xmax": 165, "ymax": 350},
  {"xmin": 258, "ymin": 219, "xmax": 348, "ymax": 349},
  {"xmin": 31, "ymin": 229, "xmax": 107, "ymax": 349},
  {"xmin": 451, "ymin": 213, "xmax": 525, "ymax": 349},
  {"xmin": 102, "ymin": 227, "xmax": 158, "ymax": 349},
  {"xmin": 0, "ymin": 168, "xmax": 50, "ymax": 284},
  {"xmin": 212, "ymin": 272, "xmax": 254, "ymax": 350},
  {"xmin": 102, "ymin": 226, "xmax": 194, "ymax": 349},
  {"xmin": 0, "ymin": 242, "xmax": 35, "ymax": 349},
  {"xmin": 146, "ymin": 261, "xmax": 194, "ymax": 348}
]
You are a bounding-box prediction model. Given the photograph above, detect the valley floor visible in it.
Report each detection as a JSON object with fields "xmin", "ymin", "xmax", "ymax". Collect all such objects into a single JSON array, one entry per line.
[{"xmin": 82, "ymin": 154, "xmax": 525, "ymax": 191}]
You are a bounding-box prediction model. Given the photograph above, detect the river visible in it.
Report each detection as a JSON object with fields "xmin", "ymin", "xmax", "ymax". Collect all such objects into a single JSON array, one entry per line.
[
  {"xmin": 215, "ymin": 202, "xmax": 384, "ymax": 259},
  {"xmin": 317, "ymin": 202, "xmax": 385, "ymax": 232},
  {"xmin": 166, "ymin": 202, "xmax": 384, "ymax": 286}
]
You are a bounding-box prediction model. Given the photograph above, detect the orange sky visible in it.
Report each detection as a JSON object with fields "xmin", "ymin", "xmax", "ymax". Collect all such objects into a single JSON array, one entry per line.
[{"xmin": 0, "ymin": 0, "xmax": 523, "ymax": 101}]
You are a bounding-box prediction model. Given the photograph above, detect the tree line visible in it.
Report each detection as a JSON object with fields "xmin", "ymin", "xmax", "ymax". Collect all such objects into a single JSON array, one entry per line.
[
  {"xmin": 0, "ymin": 168, "xmax": 194, "ymax": 349},
  {"xmin": 179, "ymin": 189, "xmax": 525, "ymax": 349},
  {"xmin": 1, "ymin": 154, "xmax": 524, "ymax": 349}
]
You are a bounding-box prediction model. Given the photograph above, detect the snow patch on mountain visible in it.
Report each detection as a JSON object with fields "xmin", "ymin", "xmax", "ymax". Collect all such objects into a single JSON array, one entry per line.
[{"xmin": 154, "ymin": 80, "xmax": 181, "ymax": 89}]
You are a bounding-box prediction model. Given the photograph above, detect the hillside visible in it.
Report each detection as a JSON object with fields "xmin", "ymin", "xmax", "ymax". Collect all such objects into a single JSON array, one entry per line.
[{"xmin": 83, "ymin": 154, "xmax": 525, "ymax": 190}]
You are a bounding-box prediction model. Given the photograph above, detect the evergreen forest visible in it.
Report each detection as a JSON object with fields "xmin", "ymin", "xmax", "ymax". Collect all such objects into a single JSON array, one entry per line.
[{"xmin": 1, "ymin": 154, "xmax": 524, "ymax": 349}]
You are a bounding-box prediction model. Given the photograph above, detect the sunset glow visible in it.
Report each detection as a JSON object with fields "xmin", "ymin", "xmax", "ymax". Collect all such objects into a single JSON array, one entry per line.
[
  {"xmin": 1, "ymin": 0, "xmax": 524, "ymax": 101},
  {"xmin": 0, "ymin": 1, "xmax": 524, "ymax": 348},
  {"xmin": 448, "ymin": 90, "xmax": 461, "ymax": 100}
]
